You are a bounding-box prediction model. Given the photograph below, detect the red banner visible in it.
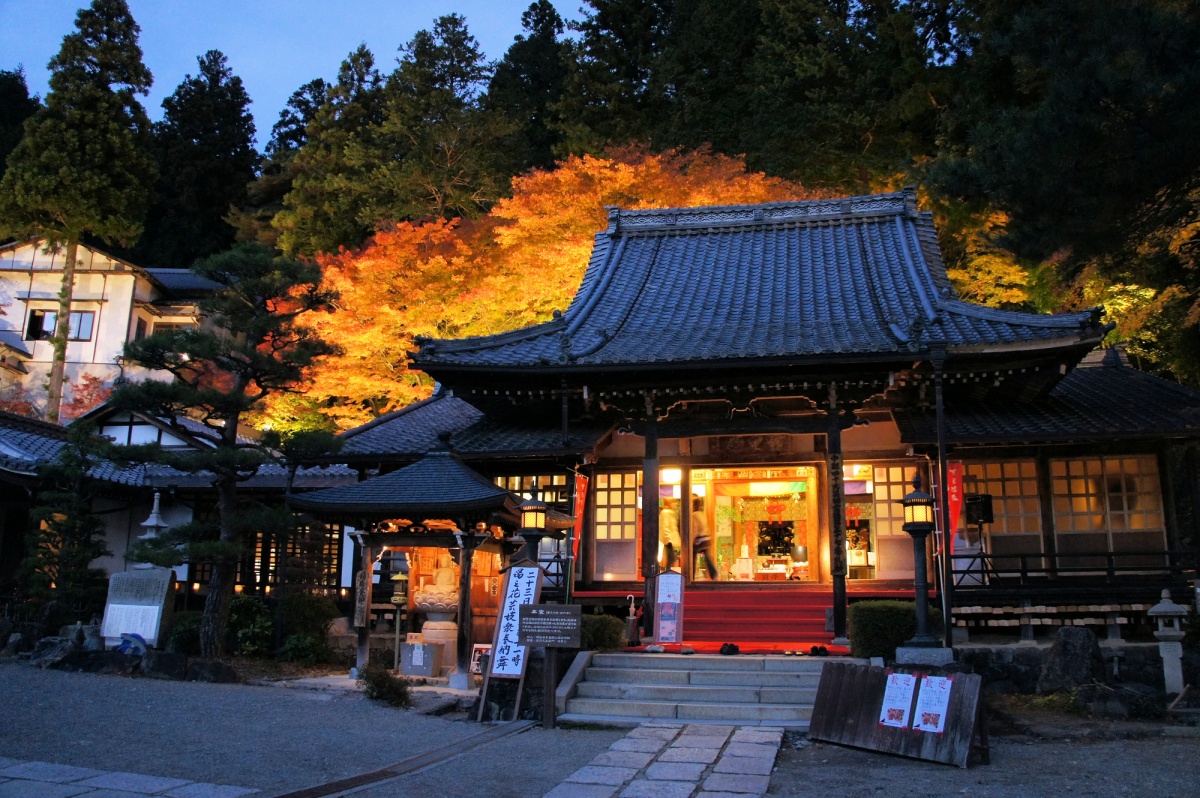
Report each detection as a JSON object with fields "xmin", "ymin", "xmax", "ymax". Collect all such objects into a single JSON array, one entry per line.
[
  {"xmin": 945, "ymin": 462, "xmax": 963, "ymax": 556},
  {"xmin": 571, "ymin": 472, "xmax": 589, "ymax": 560}
]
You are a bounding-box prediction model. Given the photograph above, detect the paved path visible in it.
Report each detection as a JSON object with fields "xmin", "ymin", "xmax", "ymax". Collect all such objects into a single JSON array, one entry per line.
[
  {"xmin": 544, "ymin": 723, "xmax": 781, "ymax": 798},
  {"xmin": 0, "ymin": 757, "xmax": 258, "ymax": 798}
]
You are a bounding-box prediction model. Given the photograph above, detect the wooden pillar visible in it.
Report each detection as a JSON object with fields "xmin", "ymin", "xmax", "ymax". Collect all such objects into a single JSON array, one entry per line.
[
  {"xmin": 355, "ymin": 540, "xmax": 375, "ymax": 674},
  {"xmin": 1035, "ymin": 450, "xmax": 1058, "ymax": 577},
  {"xmin": 826, "ymin": 384, "xmax": 848, "ymax": 644},
  {"xmin": 642, "ymin": 415, "xmax": 660, "ymax": 639},
  {"xmin": 455, "ymin": 532, "xmax": 484, "ymax": 679},
  {"xmin": 933, "ymin": 354, "xmax": 954, "ymax": 647}
]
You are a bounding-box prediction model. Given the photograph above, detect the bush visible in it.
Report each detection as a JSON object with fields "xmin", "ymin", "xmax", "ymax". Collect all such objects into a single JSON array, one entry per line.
[
  {"xmin": 358, "ymin": 661, "xmax": 412, "ymax": 707},
  {"xmin": 226, "ymin": 596, "xmax": 272, "ymax": 657},
  {"xmin": 581, "ymin": 613, "xmax": 627, "ymax": 651},
  {"xmin": 276, "ymin": 591, "xmax": 339, "ymax": 642},
  {"xmin": 166, "ymin": 611, "xmax": 202, "ymax": 656},
  {"xmin": 848, "ymin": 600, "xmax": 944, "ymax": 660},
  {"xmin": 277, "ymin": 632, "xmax": 332, "ymax": 666}
]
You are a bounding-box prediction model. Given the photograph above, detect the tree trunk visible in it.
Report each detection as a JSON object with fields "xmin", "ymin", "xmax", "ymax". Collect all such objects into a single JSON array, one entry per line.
[
  {"xmin": 199, "ymin": 463, "xmax": 242, "ymax": 657},
  {"xmin": 46, "ymin": 239, "xmax": 78, "ymax": 423}
]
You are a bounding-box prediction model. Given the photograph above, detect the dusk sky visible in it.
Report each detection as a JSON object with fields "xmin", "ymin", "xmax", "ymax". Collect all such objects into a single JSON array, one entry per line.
[{"xmin": 0, "ymin": 1, "xmax": 580, "ymax": 146}]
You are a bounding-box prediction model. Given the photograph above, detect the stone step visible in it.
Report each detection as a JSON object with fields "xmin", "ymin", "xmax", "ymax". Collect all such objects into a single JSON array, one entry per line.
[
  {"xmin": 592, "ymin": 653, "xmax": 828, "ymax": 672},
  {"xmin": 576, "ymin": 681, "xmax": 818, "ymax": 705},
  {"xmin": 585, "ymin": 666, "xmax": 821, "ymax": 688},
  {"xmin": 564, "ymin": 697, "xmax": 815, "ymax": 724}
]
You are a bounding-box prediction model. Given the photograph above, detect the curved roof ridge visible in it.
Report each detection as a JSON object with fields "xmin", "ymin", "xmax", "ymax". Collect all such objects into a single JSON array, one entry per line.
[
  {"xmin": 613, "ymin": 188, "xmax": 915, "ymax": 231},
  {"xmin": 937, "ymin": 297, "xmax": 1101, "ymax": 329}
]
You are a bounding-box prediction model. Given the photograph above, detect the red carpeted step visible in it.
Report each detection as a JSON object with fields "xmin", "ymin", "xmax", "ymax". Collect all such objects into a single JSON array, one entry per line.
[{"xmin": 681, "ymin": 589, "xmax": 834, "ymax": 643}]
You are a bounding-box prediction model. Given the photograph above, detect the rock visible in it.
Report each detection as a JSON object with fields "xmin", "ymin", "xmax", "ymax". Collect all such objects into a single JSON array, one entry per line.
[
  {"xmin": 30, "ymin": 636, "xmax": 79, "ymax": 668},
  {"xmin": 81, "ymin": 624, "xmax": 104, "ymax": 652},
  {"xmin": 142, "ymin": 650, "xmax": 188, "ymax": 680},
  {"xmin": 186, "ymin": 658, "xmax": 239, "ymax": 683},
  {"xmin": 59, "ymin": 623, "xmax": 85, "ymax": 644},
  {"xmin": 1036, "ymin": 627, "xmax": 1106, "ymax": 694},
  {"xmin": 1, "ymin": 632, "xmax": 26, "ymax": 657},
  {"xmin": 328, "ymin": 616, "xmax": 352, "ymax": 636},
  {"xmin": 50, "ymin": 650, "xmax": 141, "ymax": 675}
]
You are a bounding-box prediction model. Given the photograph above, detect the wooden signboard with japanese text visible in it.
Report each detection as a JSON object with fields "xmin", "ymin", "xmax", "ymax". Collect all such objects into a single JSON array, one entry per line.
[
  {"xmin": 477, "ymin": 564, "xmax": 542, "ymax": 722},
  {"xmin": 808, "ymin": 662, "xmax": 987, "ymax": 768},
  {"xmin": 519, "ymin": 604, "xmax": 582, "ymax": 648}
]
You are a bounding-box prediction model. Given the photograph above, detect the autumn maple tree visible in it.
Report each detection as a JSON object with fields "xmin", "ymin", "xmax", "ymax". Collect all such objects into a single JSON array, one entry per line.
[{"xmin": 257, "ymin": 147, "xmax": 819, "ymax": 430}]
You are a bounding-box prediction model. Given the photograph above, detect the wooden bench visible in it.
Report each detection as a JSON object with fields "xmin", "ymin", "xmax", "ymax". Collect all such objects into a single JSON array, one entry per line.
[{"xmin": 953, "ymin": 602, "xmax": 1150, "ymax": 642}]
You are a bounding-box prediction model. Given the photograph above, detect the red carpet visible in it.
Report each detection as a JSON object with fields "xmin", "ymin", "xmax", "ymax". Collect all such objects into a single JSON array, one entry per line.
[
  {"xmin": 626, "ymin": 640, "xmax": 850, "ymax": 656},
  {"xmin": 681, "ymin": 588, "xmax": 834, "ymax": 643}
]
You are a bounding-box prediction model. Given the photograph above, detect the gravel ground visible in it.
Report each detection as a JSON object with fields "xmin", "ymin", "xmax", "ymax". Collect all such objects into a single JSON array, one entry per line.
[
  {"xmin": 3, "ymin": 659, "xmax": 1197, "ymax": 798},
  {"xmin": 0, "ymin": 660, "xmax": 624, "ymax": 797}
]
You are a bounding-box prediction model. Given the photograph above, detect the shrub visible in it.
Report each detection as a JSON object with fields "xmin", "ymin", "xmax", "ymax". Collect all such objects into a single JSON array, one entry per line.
[
  {"xmin": 848, "ymin": 600, "xmax": 944, "ymax": 660},
  {"xmin": 166, "ymin": 611, "xmax": 202, "ymax": 656},
  {"xmin": 226, "ymin": 596, "xmax": 272, "ymax": 657},
  {"xmin": 277, "ymin": 632, "xmax": 332, "ymax": 666},
  {"xmin": 358, "ymin": 661, "xmax": 412, "ymax": 707},
  {"xmin": 276, "ymin": 591, "xmax": 339, "ymax": 641},
  {"xmin": 581, "ymin": 613, "xmax": 627, "ymax": 651}
]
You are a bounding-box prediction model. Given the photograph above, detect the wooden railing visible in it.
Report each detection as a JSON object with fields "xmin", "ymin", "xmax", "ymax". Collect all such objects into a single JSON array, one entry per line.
[{"xmin": 949, "ymin": 548, "xmax": 1197, "ymax": 589}]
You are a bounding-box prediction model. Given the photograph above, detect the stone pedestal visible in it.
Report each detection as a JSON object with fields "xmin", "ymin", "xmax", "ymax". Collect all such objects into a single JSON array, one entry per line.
[
  {"xmin": 421, "ymin": 619, "xmax": 458, "ymax": 675},
  {"xmin": 895, "ymin": 646, "xmax": 955, "ymax": 667}
]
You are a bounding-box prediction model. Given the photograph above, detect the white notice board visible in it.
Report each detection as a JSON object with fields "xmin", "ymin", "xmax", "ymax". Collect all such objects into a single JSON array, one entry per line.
[
  {"xmin": 489, "ymin": 566, "xmax": 541, "ymax": 678},
  {"xmin": 878, "ymin": 671, "xmax": 917, "ymax": 728},
  {"xmin": 914, "ymin": 675, "xmax": 954, "ymax": 733}
]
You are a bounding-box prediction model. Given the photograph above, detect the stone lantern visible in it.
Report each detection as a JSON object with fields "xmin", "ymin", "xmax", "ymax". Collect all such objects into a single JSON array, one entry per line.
[{"xmin": 1147, "ymin": 589, "xmax": 1188, "ymax": 695}]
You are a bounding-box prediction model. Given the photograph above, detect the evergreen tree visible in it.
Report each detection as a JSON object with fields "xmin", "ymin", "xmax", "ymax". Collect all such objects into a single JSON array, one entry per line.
[
  {"xmin": 487, "ymin": 1, "xmax": 572, "ymax": 171},
  {"xmin": 377, "ymin": 13, "xmax": 512, "ymax": 220},
  {"xmin": 0, "ymin": 68, "xmax": 40, "ymax": 183},
  {"xmin": 0, "ymin": 0, "xmax": 155, "ymax": 422},
  {"xmin": 113, "ymin": 243, "xmax": 337, "ymax": 656},
  {"xmin": 272, "ymin": 45, "xmax": 385, "ymax": 257},
  {"xmin": 135, "ymin": 50, "xmax": 258, "ymax": 268},
  {"xmin": 557, "ymin": 0, "xmax": 674, "ymax": 151},
  {"xmin": 265, "ymin": 78, "xmax": 329, "ymax": 162},
  {"xmin": 19, "ymin": 422, "xmax": 112, "ymax": 624}
]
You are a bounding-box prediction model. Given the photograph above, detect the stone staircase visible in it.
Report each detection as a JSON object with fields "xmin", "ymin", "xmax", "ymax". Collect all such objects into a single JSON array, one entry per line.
[{"xmin": 558, "ymin": 652, "xmax": 852, "ymax": 728}]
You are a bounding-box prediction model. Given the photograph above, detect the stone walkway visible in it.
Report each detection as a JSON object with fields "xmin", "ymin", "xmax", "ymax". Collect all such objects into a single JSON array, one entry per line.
[
  {"xmin": 0, "ymin": 758, "xmax": 258, "ymax": 798},
  {"xmin": 543, "ymin": 723, "xmax": 781, "ymax": 798}
]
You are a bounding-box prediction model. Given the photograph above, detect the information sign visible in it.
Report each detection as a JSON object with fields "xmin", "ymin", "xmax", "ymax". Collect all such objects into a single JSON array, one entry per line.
[
  {"xmin": 878, "ymin": 671, "xmax": 917, "ymax": 728},
  {"xmin": 914, "ymin": 675, "xmax": 954, "ymax": 733},
  {"xmin": 518, "ymin": 604, "xmax": 582, "ymax": 648},
  {"xmin": 654, "ymin": 570, "xmax": 684, "ymax": 643},
  {"xmin": 489, "ymin": 566, "xmax": 541, "ymax": 678},
  {"xmin": 100, "ymin": 568, "xmax": 174, "ymax": 648}
]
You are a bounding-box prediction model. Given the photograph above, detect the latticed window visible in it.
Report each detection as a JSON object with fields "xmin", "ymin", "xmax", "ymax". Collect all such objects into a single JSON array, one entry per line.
[
  {"xmin": 872, "ymin": 465, "xmax": 920, "ymax": 537},
  {"xmin": 593, "ymin": 470, "xmax": 641, "ymax": 581},
  {"xmin": 1051, "ymin": 455, "xmax": 1165, "ymax": 565}
]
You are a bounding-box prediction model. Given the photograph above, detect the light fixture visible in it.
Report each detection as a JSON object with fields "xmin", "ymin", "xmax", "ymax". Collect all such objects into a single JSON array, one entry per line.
[
  {"xmin": 790, "ymin": 545, "xmax": 809, "ymax": 564},
  {"xmin": 518, "ymin": 490, "xmax": 549, "ymax": 562},
  {"xmin": 896, "ymin": 472, "xmax": 940, "ymax": 647}
]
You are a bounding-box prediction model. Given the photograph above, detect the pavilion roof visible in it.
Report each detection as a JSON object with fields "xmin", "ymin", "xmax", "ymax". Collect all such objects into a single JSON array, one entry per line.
[
  {"xmin": 288, "ymin": 447, "xmax": 516, "ymax": 516},
  {"xmin": 413, "ymin": 189, "xmax": 1107, "ymax": 377}
]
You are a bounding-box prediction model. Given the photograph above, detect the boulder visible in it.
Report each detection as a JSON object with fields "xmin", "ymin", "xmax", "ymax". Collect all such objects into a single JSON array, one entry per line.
[
  {"xmin": 50, "ymin": 650, "xmax": 141, "ymax": 675},
  {"xmin": 142, "ymin": 650, "xmax": 188, "ymax": 681},
  {"xmin": 1036, "ymin": 627, "xmax": 1106, "ymax": 694},
  {"xmin": 186, "ymin": 658, "xmax": 239, "ymax": 683},
  {"xmin": 1, "ymin": 632, "xmax": 27, "ymax": 657},
  {"xmin": 30, "ymin": 636, "xmax": 79, "ymax": 669},
  {"xmin": 81, "ymin": 624, "xmax": 104, "ymax": 652}
]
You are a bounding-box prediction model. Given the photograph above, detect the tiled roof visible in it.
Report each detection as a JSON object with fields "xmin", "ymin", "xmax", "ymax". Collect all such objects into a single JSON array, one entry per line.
[
  {"xmin": 0, "ymin": 410, "xmax": 68, "ymax": 475},
  {"xmin": 288, "ymin": 448, "xmax": 515, "ymax": 515},
  {"xmin": 144, "ymin": 268, "xmax": 222, "ymax": 296},
  {"xmin": 414, "ymin": 189, "xmax": 1106, "ymax": 373},
  {"xmin": 338, "ymin": 393, "xmax": 609, "ymax": 460},
  {"xmin": 894, "ymin": 349, "xmax": 1200, "ymax": 444}
]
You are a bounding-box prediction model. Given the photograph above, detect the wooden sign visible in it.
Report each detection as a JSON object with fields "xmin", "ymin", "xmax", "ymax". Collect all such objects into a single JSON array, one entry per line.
[
  {"xmin": 518, "ymin": 604, "xmax": 582, "ymax": 648},
  {"xmin": 477, "ymin": 564, "xmax": 542, "ymax": 722},
  {"xmin": 809, "ymin": 662, "xmax": 988, "ymax": 768},
  {"xmin": 353, "ymin": 570, "xmax": 368, "ymax": 628}
]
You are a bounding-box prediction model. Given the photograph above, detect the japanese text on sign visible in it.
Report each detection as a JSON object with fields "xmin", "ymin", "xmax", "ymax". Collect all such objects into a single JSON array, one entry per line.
[
  {"xmin": 490, "ymin": 566, "xmax": 539, "ymax": 677},
  {"xmin": 518, "ymin": 604, "xmax": 582, "ymax": 647},
  {"xmin": 914, "ymin": 675, "xmax": 953, "ymax": 733},
  {"xmin": 878, "ymin": 671, "xmax": 916, "ymax": 728}
]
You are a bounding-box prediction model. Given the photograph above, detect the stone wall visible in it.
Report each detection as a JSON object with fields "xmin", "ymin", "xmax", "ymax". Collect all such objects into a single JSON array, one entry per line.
[{"xmin": 954, "ymin": 642, "xmax": 1189, "ymax": 694}]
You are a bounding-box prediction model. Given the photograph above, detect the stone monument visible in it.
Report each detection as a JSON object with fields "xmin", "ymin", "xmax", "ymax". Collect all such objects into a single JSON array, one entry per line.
[{"xmin": 100, "ymin": 566, "xmax": 175, "ymax": 649}]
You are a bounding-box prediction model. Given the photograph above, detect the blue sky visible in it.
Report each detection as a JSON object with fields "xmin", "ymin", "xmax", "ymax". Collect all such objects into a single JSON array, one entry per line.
[{"xmin": 0, "ymin": 1, "xmax": 580, "ymax": 146}]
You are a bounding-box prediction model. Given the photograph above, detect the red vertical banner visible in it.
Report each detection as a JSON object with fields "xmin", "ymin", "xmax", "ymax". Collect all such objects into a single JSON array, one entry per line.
[
  {"xmin": 945, "ymin": 462, "xmax": 963, "ymax": 556},
  {"xmin": 571, "ymin": 472, "xmax": 588, "ymax": 560}
]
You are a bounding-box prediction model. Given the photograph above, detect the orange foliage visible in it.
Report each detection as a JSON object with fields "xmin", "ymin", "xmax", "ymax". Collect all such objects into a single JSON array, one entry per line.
[
  {"xmin": 60, "ymin": 374, "xmax": 112, "ymax": 421},
  {"xmin": 0, "ymin": 381, "xmax": 38, "ymax": 419},
  {"xmin": 290, "ymin": 148, "xmax": 818, "ymax": 429}
]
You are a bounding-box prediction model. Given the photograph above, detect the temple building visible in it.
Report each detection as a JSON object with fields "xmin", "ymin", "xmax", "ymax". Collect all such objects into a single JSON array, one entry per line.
[{"xmin": 316, "ymin": 188, "xmax": 1198, "ymax": 648}]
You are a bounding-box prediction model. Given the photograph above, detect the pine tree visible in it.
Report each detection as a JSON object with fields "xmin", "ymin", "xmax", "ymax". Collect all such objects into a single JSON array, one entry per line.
[
  {"xmin": 19, "ymin": 422, "xmax": 112, "ymax": 625},
  {"xmin": 113, "ymin": 243, "xmax": 337, "ymax": 656},
  {"xmin": 134, "ymin": 50, "xmax": 258, "ymax": 268},
  {"xmin": 0, "ymin": 68, "xmax": 40, "ymax": 182},
  {"xmin": 487, "ymin": 1, "xmax": 572, "ymax": 171},
  {"xmin": 0, "ymin": 0, "xmax": 155, "ymax": 422}
]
